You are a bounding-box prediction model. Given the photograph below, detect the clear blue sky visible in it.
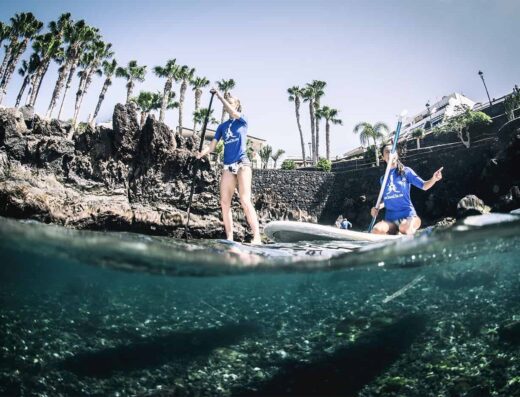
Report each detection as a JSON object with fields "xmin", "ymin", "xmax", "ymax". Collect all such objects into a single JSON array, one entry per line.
[{"xmin": 1, "ymin": 0, "xmax": 519, "ymax": 158}]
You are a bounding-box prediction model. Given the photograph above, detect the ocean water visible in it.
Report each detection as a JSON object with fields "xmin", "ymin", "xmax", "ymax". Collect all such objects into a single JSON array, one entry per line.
[{"xmin": 0, "ymin": 215, "xmax": 519, "ymax": 397}]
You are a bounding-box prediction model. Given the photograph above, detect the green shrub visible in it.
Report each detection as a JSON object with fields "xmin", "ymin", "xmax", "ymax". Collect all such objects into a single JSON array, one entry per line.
[
  {"xmin": 281, "ymin": 159, "xmax": 296, "ymax": 170},
  {"xmin": 316, "ymin": 158, "xmax": 332, "ymax": 172}
]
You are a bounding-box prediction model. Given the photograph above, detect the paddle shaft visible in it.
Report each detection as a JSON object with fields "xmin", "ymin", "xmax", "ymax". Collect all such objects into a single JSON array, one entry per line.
[
  {"xmin": 184, "ymin": 92, "xmax": 216, "ymax": 240},
  {"xmin": 367, "ymin": 119, "xmax": 403, "ymax": 232}
]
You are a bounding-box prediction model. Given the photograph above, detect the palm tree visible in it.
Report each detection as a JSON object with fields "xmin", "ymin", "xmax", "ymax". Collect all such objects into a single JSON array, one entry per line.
[
  {"xmin": 411, "ymin": 128, "xmax": 425, "ymax": 149},
  {"xmin": 153, "ymin": 58, "xmax": 178, "ymax": 123},
  {"xmin": 130, "ymin": 91, "xmax": 162, "ymax": 127},
  {"xmin": 72, "ymin": 40, "xmax": 113, "ymax": 126},
  {"xmin": 216, "ymin": 78, "xmax": 236, "ymax": 123},
  {"xmin": 27, "ymin": 13, "xmax": 71, "ymax": 107},
  {"xmin": 91, "ymin": 58, "xmax": 118, "ymax": 122},
  {"xmin": 316, "ymin": 106, "xmax": 342, "ymax": 160},
  {"xmin": 15, "ymin": 54, "xmax": 40, "ymax": 107},
  {"xmin": 259, "ymin": 145, "xmax": 273, "ymax": 169},
  {"xmin": 116, "ymin": 60, "xmax": 147, "ymax": 104},
  {"xmin": 0, "ymin": 12, "xmax": 43, "ymax": 104},
  {"xmin": 303, "ymin": 80, "xmax": 326, "ymax": 163},
  {"xmin": 46, "ymin": 19, "xmax": 99, "ymax": 119},
  {"xmin": 271, "ymin": 149, "xmax": 285, "ymax": 169},
  {"xmin": 302, "ymin": 87, "xmax": 316, "ymax": 164},
  {"xmin": 57, "ymin": 22, "xmax": 100, "ymax": 120},
  {"xmin": 287, "ymin": 86, "xmax": 306, "ymax": 166},
  {"xmin": 309, "ymin": 80, "xmax": 326, "ymax": 162},
  {"xmin": 175, "ymin": 65, "xmax": 195, "ymax": 134},
  {"xmin": 353, "ymin": 122, "xmax": 389, "ymax": 166},
  {"xmin": 193, "ymin": 107, "xmax": 217, "ymax": 134},
  {"xmin": 190, "ymin": 76, "xmax": 210, "ymax": 132}
]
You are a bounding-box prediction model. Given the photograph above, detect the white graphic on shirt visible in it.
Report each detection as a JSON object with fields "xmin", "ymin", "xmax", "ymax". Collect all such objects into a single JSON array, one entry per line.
[
  {"xmin": 387, "ymin": 174, "xmax": 399, "ymax": 194},
  {"xmin": 384, "ymin": 173, "xmax": 405, "ymax": 200},
  {"xmin": 225, "ymin": 121, "xmax": 235, "ymax": 140}
]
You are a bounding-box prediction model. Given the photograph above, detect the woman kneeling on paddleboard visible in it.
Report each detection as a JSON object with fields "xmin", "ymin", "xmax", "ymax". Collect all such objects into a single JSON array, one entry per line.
[
  {"xmin": 371, "ymin": 144, "xmax": 443, "ymax": 235},
  {"xmin": 196, "ymin": 88, "xmax": 261, "ymax": 244}
]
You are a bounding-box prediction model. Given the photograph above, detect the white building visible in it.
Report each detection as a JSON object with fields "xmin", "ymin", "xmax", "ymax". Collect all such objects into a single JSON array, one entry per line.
[{"xmin": 400, "ymin": 92, "xmax": 476, "ymax": 138}]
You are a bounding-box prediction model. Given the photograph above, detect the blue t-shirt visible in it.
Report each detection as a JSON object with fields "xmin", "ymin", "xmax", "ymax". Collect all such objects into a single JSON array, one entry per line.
[
  {"xmin": 380, "ymin": 167, "xmax": 425, "ymax": 221},
  {"xmin": 214, "ymin": 115, "xmax": 248, "ymax": 165}
]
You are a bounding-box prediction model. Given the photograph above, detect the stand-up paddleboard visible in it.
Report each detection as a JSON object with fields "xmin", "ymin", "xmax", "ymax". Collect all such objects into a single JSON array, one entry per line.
[{"xmin": 264, "ymin": 221, "xmax": 402, "ymax": 243}]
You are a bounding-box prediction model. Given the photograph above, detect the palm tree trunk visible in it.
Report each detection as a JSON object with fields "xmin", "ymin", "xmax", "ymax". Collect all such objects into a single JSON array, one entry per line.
[
  {"xmin": 140, "ymin": 111, "xmax": 147, "ymax": 128},
  {"xmin": 315, "ymin": 116, "xmax": 320, "ymax": 161},
  {"xmin": 416, "ymin": 138, "xmax": 420, "ymax": 149},
  {"xmin": 15, "ymin": 75, "xmax": 29, "ymax": 107},
  {"xmin": 159, "ymin": 78, "xmax": 172, "ymax": 123},
  {"xmin": 47, "ymin": 63, "xmax": 70, "ymax": 118},
  {"xmin": 178, "ymin": 80, "xmax": 187, "ymax": 133},
  {"xmin": 294, "ymin": 98, "xmax": 306, "ymax": 166},
  {"xmin": 58, "ymin": 60, "xmax": 79, "ymax": 120},
  {"xmin": 31, "ymin": 62, "xmax": 50, "ymax": 107},
  {"xmin": 308, "ymin": 100, "xmax": 316, "ymax": 164},
  {"xmin": 72, "ymin": 72, "xmax": 87, "ymax": 125},
  {"xmin": 76, "ymin": 72, "xmax": 95, "ymax": 123},
  {"xmin": 126, "ymin": 80, "xmax": 133, "ymax": 104},
  {"xmin": 93, "ymin": 78, "xmax": 110, "ymax": 119},
  {"xmin": 0, "ymin": 42, "xmax": 15, "ymax": 81},
  {"xmin": 373, "ymin": 138, "xmax": 380, "ymax": 167},
  {"xmin": 193, "ymin": 88, "xmax": 201, "ymax": 133},
  {"xmin": 325, "ymin": 120, "xmax": 330, "ymax": 160},
  {"xmin": 0, "ymin": 40, "xmax": 29, "ymax": 104}
]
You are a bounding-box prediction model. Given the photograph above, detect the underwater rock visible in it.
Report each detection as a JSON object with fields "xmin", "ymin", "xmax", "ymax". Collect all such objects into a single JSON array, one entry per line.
[{"xmin": 498, "ymin": 320, "xmax": 520, "ymax": 345}]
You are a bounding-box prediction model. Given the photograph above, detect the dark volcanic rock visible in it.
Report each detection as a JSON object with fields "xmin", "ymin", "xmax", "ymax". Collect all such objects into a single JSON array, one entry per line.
[
  {"xmin": 456, "ymin": 195, "xmax": 491, "ymax": 218},
  {"xmin": 112, "ymin": 102, "xmax": 141, "ymax": 163}
]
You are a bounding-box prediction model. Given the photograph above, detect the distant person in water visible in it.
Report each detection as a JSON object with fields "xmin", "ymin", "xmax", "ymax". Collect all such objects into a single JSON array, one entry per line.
[
  {"xmin": 371, "ymin": 144, "xmax": 443, "ymax": 235},
  {"xmin": 196, "ymin": 88, "xmax": 261, "ymax": 244}
]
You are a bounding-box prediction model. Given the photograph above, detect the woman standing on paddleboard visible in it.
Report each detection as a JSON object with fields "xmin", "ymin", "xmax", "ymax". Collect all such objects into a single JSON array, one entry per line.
[
  {"xmin": 371, "ymin": 144, "xmax": 443, "ymax": 235},
  {"xmin": 196, "ymin": 88, "xmax": 261, "ymax": 244}
]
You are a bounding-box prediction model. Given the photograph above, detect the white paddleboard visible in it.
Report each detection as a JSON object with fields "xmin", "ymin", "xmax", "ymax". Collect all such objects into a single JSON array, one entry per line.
[{"xmin": 264, "ymin": 221, "xmax": 402, "ymax": 243}]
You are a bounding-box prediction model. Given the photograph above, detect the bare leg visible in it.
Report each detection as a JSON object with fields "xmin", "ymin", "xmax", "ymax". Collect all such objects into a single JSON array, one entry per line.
[
  {"xmin": 220, "ymin": 170, "xmax": 237, "ymax": 241},
  {"xmin": 399, "ymin": 216, "xmax": 421, "ymax": 235},
  {"xmin": 237, "ymin": 166, "xmax": 261, "ymax": 244},
  {"xmin": 372, "ymin": 220, "xmax": 398, "ymax": 235}
]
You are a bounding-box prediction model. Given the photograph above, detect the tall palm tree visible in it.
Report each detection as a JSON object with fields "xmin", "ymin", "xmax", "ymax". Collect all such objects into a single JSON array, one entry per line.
[
  {"xmin": 27, "ymin": 13, "xmax": 71, "ymax": 107},
  {"xmin": 0, "ymin": 12, "xmax": 43, "ymax": 104},
  {"xmin": 302, "ymin": 87, "xmax": 316, "ymax": 164},
  {"xmin": 15, "ymin": 54, "xmax": 40, "ymax": 107},
  {"xmin": 353, "ymin": 121, "xmax": 389, "ymax": 166},
  {"xmin": 176, "ymin": 65, "xmax": 195, "ymax": 134},
  {"xmin": 259, "ymin": 145, "xmax": 273, "ymax": 169},
  {"xmin": 271, "ymin": 149, "xmax": 285, "ymax": 169},
  {"xmin": 91, "ymin": 58, "xmax": 118, "ymax": 122},
  {"xmin": 46, "ymin": 19, "xmax": 98, "ymax": 119},
  {"xmin": 56, "ymin": 22, "xmax": 100, "ymax": 120},
  {"xmin": 216, "ymin": 78, "xmax": 236, "ymax": 123},
  {"xmin": 153, "ymin": 58, "xmax": 178, "ymax": 123},
  {"xmin": 304, "ymin": 80, "xmax": 326, "ymax": 164},
  {"xmin": 193, "ymin": 107, "xmax": 217, "ymax": 134},
  {"xmin": 316, "ymin": 106, "xmax": 342, "ymax": 160},
  {"xmin": 287, "ymin": 86, "xmax": 306, "ymax": 166},
  {"xmin": 116, "ymin": 60, "xmax": 147, "ymax": 104},
  {"xmin": 72, "ymin": 40, "xmax": 113, "ymax": 126},
  {"xmin": 190, "ymin": 76, "xmax": 210, "ymax": 132},
  {"xmin": 130, "ymin": 91, "xmax": 162, "ymax": 128}
]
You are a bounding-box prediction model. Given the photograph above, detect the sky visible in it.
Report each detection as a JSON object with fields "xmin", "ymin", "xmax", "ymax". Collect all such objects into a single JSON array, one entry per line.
[{"xmin": 1, "ymin": 0, "xmax": 519, "ymax": 159}]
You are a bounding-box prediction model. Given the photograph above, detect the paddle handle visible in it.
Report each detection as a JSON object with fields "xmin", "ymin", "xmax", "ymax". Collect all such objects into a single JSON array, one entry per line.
[{"xmin": 184, "ymin": 91, "xmax": 216, "ymax": 240}]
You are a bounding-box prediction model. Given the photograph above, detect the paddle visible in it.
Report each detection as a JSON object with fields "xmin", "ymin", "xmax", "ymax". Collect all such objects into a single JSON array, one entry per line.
[
  {"xmin": 183, "ymin": 90, "xmax": 216, "ymax": 240},
  {"xmin": 367, "ymin": 110, "xmax": 408, "ymax": 233}
]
